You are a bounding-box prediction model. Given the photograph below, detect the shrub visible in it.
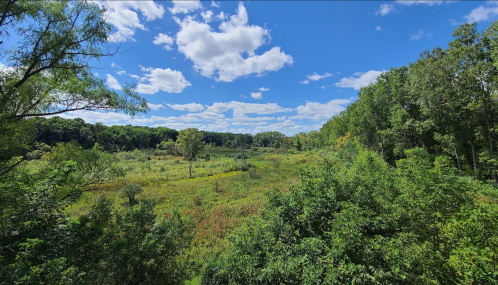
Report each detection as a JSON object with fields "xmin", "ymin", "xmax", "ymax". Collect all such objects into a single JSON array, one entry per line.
[
  {"xmin": 193, "ymin": 195, "xmax": 202, "ymax": 206},
  {"xmin": 118, "ymin": 183, "xmax": 143, "ymax": 205}
]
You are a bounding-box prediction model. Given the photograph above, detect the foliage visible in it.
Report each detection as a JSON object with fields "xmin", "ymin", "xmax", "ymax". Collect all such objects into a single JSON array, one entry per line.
[
  {"xmin": 0, "ymin": 0, "xmax": 148, "ymax": 176},
  {"xmin": 203, "ymin": 148, "xmax": 498, "ymax": 284},
  {"xmin": 44, "ymin": 142, "xmax": 125, "ymax": 194},
  {"xmin": 253, "ymin": 131, "xmax": 286, "ymax": 148},
  {"xmin": 157, "ymin": 139, "xmax": 181, "ymax": 155},
  {"xmin": 177, "ymin": 128, "xmax": 205, "ymax": 162},
  {"xmin": 0, "ymin": 162, "xmax": 192, "ymax": 284},
  {"xmin": 118, "ymin": 183, "xmax": 144, "ymax": 205},
  {"xmin": 320, "ymin": 21, "xmax": 498, "ymax": 183}
]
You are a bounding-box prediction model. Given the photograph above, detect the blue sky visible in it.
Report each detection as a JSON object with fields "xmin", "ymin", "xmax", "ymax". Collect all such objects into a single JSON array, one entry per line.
[{"xmin": 56, "ymin": 1, "xmax": 498, "ymax": 135}]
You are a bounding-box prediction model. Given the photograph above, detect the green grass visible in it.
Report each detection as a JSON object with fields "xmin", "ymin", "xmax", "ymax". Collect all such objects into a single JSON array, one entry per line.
[{"xmin": 27, "ymin": 147, "xmax": 336, "ymax": 281}]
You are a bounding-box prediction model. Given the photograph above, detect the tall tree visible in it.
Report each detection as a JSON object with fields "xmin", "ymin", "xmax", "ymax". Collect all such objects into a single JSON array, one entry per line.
[
  {"xmin": 0, "ymin": 0, "xmax": 148, "ymax": 176},
  {"xmin": 177, "ymin": 128, "xmax": 204, "ymax": 179}
]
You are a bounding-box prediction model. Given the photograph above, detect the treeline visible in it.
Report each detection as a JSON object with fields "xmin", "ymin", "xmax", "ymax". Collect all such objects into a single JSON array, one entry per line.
[
  {"xmin": 33, "ymin": 117, "xmax": 324, "ymax": 152},
  {"xmin": 320, "ymin": 22, "xmax": 498, "ymax": 182}
]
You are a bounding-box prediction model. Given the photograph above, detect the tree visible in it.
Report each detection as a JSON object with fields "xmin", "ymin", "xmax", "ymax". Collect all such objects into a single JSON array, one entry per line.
[
  {"xmin": 118, "ymin": 183, "xmax": 143, "ymax": 205},
  {"xmin": 177, "ymin": 128, "xmax": 204, "ymax": 179},
  {"xmin": 0, "ymin": 0, "xmax": 148, "ymax": 176}
]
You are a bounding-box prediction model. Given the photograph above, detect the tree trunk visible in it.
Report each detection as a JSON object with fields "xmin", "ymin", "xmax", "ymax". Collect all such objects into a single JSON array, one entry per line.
[
  {"xmin": 189, "ymin": 162, "xmax": 192, "ymax": 179},
  {"xmin": 470, "ymin": 139, "xmax": 478, "ymax": 172},
  {"xmin": 453, "ymin": 146, "xmax": 462, "ymax": 172}
]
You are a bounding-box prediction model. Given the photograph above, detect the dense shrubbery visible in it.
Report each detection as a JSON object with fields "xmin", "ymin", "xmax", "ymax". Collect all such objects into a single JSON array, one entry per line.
[
  {"xmin": 203, "ymin": 147, "xmax": 498, "ymax": 284},
  {"xmin": 0, "ymin": 158, "xmax": 193, "ymax": 284}
]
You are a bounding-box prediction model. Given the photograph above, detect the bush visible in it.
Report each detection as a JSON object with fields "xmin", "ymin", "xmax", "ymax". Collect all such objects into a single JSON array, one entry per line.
[
  {"xmin": 248, "ymin": 166, "xmax": 260, "ymax": 179},
  {"xmin": 193, "ymin": 195, "xmax": 202, "ymax": 206},
  {"xmin": 203, "ymin": 148, "xmax": 497, "ymax": 284},
  {"xmin": 118, "ymin": 183, "xmax": 143, "ymax": 205}
]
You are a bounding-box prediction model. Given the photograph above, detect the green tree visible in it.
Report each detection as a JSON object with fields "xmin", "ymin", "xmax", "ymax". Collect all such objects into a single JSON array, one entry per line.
[
  {"xmin": 0, "ymin": 0, "xmax": 148, "ymax": 176},
  {"xmin": 119, "ymin": 183, "xmax": 143, "ymax": 205},
  {"xmin": 177, "ymin": 128, "xmax": 204, "ymax": 179}
]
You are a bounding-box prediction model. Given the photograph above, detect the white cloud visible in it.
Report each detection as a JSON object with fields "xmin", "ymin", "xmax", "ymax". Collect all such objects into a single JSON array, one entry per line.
[
  {"xmin": 130, "ymin": 74, "xmax": 140, "ymax": 80},
  {"xmin": 241, "ymin": 94, "xmax": 247, "ymax": 98},
  {"xmin": 229, "ymin": 114, "xmax": 277, "ymax": 122},
  {"xmin": 201, "ymin": 10, "xmax": 214, "ymax": 23},
  {"xmin": 375, "ymin": 26, "xmax": 382, "ymax": 31},
  {"xmin": 250, "ymin": 92, "xmax": 263, "ymax": 100},
  {"xmin": 54, "ymin": 110, "xmax": 131, "ymax": 124},
  {"xmin": 294, "ymin": 99, "xmax": 351, "ymax": 120},
  {"xmin": 231, "ymin": 121, "xmax": 268, "ymax": 126},
  {"xmin": 216, "ymin": 11, "xmax": 226, "ymax": 20},
  {"xmin": 166, "ymin": 103, "xmax": 205, "ymax": 112},
  {"xmin": 396, "ymin": 1, "xmax": 447, "ymax": 6},
  {"xmin": 102, "ymin": 1, "xmax": 165, "ymax": 42},
  {"xmin": 300, "ymin": 72, "xmax": 333, "ymax": 84},
  {"xmin": 136, "ymin": 67, "xmax": 191, "ymax": 94},
  {"xmin": 116, "ymin": 70, "xmax": 127, "ymax": 76},
  {"xmin": 106, "ymin": 74, "xmax": 122, "ymax": 90},
  {"xmin": 111, "ymin": 62, "xmax": 120, "ymax": 68},
  {"xmin": 147, "ymin": 103, "xmax": 166, "ymax": 110},
  {"xmin": 153, "ymin": 33, "xmax": 175, "ymax": 50},
  {"xmin": 464, "ymin": 2, "xmax": 498, "ymax": 23},
  {"xmin": 175, "ymin": 3, "xmax": 293, "ymax": 82},
  {"xmin": 211, "ymin": 1, "xmax": 219, "ymax": 9},
  {"xmin": 258, "ymin": 87, "xmax": 270, "ymax": 92},
  {"xmin": 321, "ymin": 86, "xmax": 325, "ymax": 89},
  {"xmin": 410, "ymin": 29, "xmax": 432, "ymax": 40},
  {"xmin": 335, "ymin": 70, "xmax": 386, "ymax": 90},
  {"xmin": 251, "ymin": 119, "xmax": 320, "ymax": 135},
  {"xmin": 205, "ymin": 101, "xmax": 292, "ymax": 115},
  {"xmin": 376, "ymin": 4, "xmax": 395, "ymax": 16},
  {"xmin": 169, "ymin": 0, "xmax": 202, "ymax": 14}
]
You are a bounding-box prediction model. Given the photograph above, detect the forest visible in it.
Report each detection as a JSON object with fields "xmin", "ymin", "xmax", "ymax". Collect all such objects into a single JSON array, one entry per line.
[{"xmin": 1, "ymin": 1, "xmax": 498, "ymax": 284}]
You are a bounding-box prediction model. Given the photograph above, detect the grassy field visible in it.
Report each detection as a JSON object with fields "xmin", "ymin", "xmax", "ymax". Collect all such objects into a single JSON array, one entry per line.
[{"xmin": 27, "ymin": 146, "xmax": 336, "ymax": 281}]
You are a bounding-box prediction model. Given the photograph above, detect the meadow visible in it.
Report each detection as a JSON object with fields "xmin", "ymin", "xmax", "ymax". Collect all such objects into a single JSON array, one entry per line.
[{"xmin": 27, "ymin": 146, "xmax": 335, "ymax": 280}]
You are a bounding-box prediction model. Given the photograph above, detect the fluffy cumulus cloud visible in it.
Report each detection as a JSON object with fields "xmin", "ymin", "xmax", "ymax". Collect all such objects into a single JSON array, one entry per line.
[
  {"xmin": 201, "ymin": 10, "xmax": 214, "ymax": 23},
  {"xmin": 136, "ymin": 67, "xmax": 191, "ymax": 94},
  {"xmin": 175, "ymin": 2, "xmax": 293, "ymax": 82},
  {"xmin": 300, "ymin": 72, "xmax": 333, "ymax": 84},
  {"xmin": 258, "ymin": 87, "xmax": 270, "ymax": 92},
  {"xmin": 464, "ymin": 2, "xmax": 498, "ymax": 23},
  {"xmin": 376, "ymin": 4, "xmax": 395, "ymax": 16},
  {"xmin": 294, "ymin": 99, "xmax": 350, "ymax": 120},
  {"xmin": 153, "ymin": 33, "xmax": 175, "ymax": 50},
  {"xmin": 335, "ymin": 70, "xmax": 386, "ymax": 90},
  {"xmin": 166, "ymin": 103, "xmax": 205, "ymax": 112},
  {"xmin": 250, "ymin": 92, "xmax": 263, "ymax": 100},
  {"xmin": 169, "ymin": 0, "xmax": 203, "ymax": 14},
  {"xmin": 102, "ymin": 1, "xmax": 165, "ymax": 42},
  {"xmin": 106, "ymin": 74, "xmax": 122, "ymax": 90},
  {"xmin": 410, "ymin": 29, "xmax": 432, "ymax": 40},
  {"xmin": 147, "ymin": 103, "xmax": 165, "ymax": 110}
]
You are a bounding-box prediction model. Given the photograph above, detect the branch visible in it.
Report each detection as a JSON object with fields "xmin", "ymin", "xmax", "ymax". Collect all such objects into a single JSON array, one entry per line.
[{"xmin": 0, "ymin": 157, "xmax": 25, "ymax": 178}]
